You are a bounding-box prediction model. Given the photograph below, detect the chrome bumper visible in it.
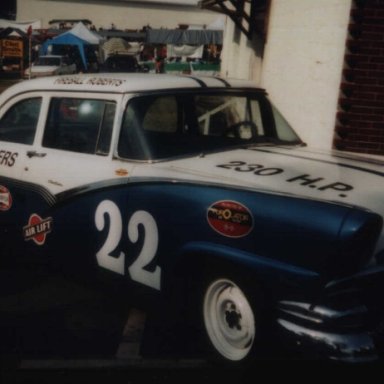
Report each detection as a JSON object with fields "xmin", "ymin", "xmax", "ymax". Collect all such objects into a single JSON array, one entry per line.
[{"xmin": 276, "ymin": 266, "xmax": 384, "ymax": 362}]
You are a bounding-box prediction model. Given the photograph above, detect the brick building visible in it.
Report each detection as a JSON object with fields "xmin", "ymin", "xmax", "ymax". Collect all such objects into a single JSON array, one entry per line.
[{"xmin": 334, "ymin": 0, "xmax": 384, "ymax": 156}]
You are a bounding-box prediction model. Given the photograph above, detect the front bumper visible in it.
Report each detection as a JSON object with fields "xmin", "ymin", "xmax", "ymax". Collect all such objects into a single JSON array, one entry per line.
[{"xmin": 276, "ymin": 266, "xmax": 384, "ymax": 362}]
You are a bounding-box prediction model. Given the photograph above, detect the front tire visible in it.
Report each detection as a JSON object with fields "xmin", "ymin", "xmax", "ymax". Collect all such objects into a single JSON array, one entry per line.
[{"xmin": 203, "ymin": 278, "xmax": 256, "ymax": 361}]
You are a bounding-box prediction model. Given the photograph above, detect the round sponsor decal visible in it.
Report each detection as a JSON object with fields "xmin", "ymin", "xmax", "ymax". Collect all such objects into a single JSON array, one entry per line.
[
  {"xmin": 207, "ymin": 200, "xmax": 253, "ymax": 238},
  {"xmin": 23, "ymin": 214, "xmax": 53, "ymax": 246},
  {"xmin": 0, "ymin": 185, "xmax": 12, "ymax": 211}
]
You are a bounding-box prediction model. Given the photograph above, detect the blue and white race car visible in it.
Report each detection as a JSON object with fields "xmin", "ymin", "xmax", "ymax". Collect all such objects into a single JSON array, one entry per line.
[{"xmin": 0, "ymin": 73, "xmax": 383, "ymax": 363}]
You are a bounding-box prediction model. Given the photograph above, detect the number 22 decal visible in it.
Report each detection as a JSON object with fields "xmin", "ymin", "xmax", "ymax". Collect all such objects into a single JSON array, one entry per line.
[{"xmin": 95, "ymin": 200, "xmax": 161, "ymax": 290}]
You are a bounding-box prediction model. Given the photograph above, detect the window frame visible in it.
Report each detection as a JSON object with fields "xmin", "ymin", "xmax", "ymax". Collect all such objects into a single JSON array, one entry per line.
[{"xmin": 117, "ymin": 88, "xmax": 302, "ymax": 162}]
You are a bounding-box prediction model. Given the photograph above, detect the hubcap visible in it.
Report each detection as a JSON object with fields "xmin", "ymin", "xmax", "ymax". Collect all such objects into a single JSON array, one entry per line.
[{"xmin": 203, "ymin": 278, "xmax": 255, "ymax": 361}]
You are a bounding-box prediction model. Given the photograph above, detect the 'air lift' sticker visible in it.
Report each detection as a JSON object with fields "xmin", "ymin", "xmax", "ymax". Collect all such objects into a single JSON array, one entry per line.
[
  {"xmin": 23, "ymin": 214, "xmax": 53, "ymax": 245},
  {"xmin": 207, "ymin": 200, "xmax": 253, "ymax": 238},
  {"xmin": 0, "ymin": 186, "xmax": 12, "ymax": 211}
]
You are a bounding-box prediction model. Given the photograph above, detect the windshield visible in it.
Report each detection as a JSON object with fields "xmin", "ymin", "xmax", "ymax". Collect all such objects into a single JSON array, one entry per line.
[
  {"xmin": 35, "ymin": 57, "xmax": 61, "ymax": 66},
  {"xmin": 118, "ymin": 91, "xmax": 303, "ymax": 161}
]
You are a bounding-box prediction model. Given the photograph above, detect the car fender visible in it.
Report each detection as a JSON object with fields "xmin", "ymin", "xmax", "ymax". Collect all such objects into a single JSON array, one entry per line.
[{"xmin": 169, "ymin": 241, "xmax": 322, "ymax": 298}]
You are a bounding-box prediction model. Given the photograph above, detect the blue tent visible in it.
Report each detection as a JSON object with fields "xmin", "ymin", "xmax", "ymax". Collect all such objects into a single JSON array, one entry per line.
[{"xmin": 41, "ymin": 32, "xmax": 90, "ymax": 70}]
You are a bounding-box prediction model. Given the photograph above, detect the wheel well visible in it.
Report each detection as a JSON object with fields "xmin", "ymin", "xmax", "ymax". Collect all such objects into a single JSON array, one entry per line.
[{"xmin": 168, "ymin": 251, "xmax": 271, "ymax": 309}]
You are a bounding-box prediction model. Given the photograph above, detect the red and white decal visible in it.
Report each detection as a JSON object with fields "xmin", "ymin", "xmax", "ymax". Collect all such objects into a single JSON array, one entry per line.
[
  {"xmin": 0, "ymin": 185, "xmax": 12, "ymax": 211},
  {"xmin": 207, "ymin": 200, "xmax": 253, "ymax": 238},
  {"xmin": 23, "ymin": 214, "xmax": 53, "ymax": 245}
]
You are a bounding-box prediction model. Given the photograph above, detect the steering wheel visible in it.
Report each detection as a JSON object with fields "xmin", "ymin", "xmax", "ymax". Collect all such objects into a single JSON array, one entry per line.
[{"xmin": 224, "ymin": 120, "xmax": 258, "ymax": 138}]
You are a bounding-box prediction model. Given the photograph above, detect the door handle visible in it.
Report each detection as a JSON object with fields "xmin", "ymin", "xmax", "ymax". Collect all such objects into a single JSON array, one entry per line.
[{"xmin": 26, "ymin": 150, "xmax": 47, "ymax": 158}]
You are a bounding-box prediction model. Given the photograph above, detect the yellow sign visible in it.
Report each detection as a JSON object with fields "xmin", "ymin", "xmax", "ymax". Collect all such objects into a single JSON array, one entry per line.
[{"xmin": 1, "ymin": 39, "xmax": 23, "ymax": 58}]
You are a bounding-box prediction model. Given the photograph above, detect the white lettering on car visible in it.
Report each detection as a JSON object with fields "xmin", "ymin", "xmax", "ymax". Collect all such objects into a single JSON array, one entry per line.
[
  {"xmin": 95, "ymin": 200, "xmax": 161, "ymax": 290},
  {"xmin": 127, "ymin": 210, "xmax": 161, "ymax": 290}
]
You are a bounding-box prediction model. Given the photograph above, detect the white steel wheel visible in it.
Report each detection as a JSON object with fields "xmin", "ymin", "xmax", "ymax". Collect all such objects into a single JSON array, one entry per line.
[{"xmin": 203, "ymin": 278, "xmax": 256, "ymax": 361}]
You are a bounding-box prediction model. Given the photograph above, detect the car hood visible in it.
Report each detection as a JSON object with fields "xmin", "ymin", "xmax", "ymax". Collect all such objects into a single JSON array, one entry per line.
[{"xmin": 144, "ymin": 145, "xmax": 384, "ymax": 254}]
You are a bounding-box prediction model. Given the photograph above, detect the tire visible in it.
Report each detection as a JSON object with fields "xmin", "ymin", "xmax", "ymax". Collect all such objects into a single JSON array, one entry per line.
[{"xmin": 200, "ymin": 270, "xmax": 266, "ymax": 363}]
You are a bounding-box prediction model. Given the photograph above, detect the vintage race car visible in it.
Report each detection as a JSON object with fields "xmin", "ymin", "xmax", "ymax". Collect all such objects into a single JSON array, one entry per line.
[{"xmin": 0, "ymin": 73, "xmax": 383, "ymax": 363}]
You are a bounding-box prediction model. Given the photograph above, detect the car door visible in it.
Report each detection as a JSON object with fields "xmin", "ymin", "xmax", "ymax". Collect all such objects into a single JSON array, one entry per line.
[
  {"xmin": 0, "ymin": 94, "xmax": 44, "ymax": 260},
  {"xmin": 17, "ymin": 93, "xmax": 130, "ymax": 272}
]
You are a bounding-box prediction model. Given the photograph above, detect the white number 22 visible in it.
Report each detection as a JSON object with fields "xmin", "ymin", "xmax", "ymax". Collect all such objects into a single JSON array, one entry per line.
[{"xmin": 95, "ymin": 200, "xmax": 161, "ymax": 290}]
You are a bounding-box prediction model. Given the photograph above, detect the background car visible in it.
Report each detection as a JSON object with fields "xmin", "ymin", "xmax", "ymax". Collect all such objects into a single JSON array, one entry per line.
[
  {"xmin": 100, "ymin": 54, "xmax": 149, "ymax": 73},
  {"xmin": 24, "ymin": 55, "xmax": 77, "ymax": 78}
]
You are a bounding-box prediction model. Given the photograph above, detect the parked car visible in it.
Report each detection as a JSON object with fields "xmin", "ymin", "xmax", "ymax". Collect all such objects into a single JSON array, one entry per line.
[
  {"xmin": 24, "ymin": 55, "xmax": 77, "ymax": 78},
  {"xmin": 101, "ymin": 54, "xmax": 149, "ymax": 73},
  {"xmin": 1, "ymin": 57, "xmax": 21, "ymax": 73},
  {"xmin": 0, "ymin": 73, "xmax": 383, "ymax": 363}
]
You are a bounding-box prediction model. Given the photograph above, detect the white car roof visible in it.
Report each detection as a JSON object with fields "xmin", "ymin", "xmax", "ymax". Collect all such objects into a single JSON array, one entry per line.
[{"xmin": 0, "ymin": 73, "xmax": 263, "ymax": 103}]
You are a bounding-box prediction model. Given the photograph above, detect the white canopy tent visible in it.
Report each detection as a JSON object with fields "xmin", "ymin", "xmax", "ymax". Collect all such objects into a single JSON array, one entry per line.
[{"xmin": 68, "ymin": 22, "xmax": 104, "ymax": 45}]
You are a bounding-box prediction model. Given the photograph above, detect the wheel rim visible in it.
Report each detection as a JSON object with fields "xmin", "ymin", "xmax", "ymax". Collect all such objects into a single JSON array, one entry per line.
[{"xmin": 203, "ymin": 278, "xmax": 255, "ymax": 361}]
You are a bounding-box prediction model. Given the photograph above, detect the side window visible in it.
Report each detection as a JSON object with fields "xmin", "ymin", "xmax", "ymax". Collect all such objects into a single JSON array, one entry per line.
[
  {"xmin": 118, "ymin": 95, "xmax": 179, "ymax": 160},
  {"xmin": 142, "ymin": 97, "xmax": 178, "ymax": 133},
  {"xmin": 196, "ymin": 95, "xmax": 261, "ymax": 139},
  {"xmin": 0, "ymin": 98, "xmax": 42, "ymax": 144},
  {"xmin": 271, "ymin": 104, "xmax": 302, "ymax": 142},
  {"xmin": 42, "ymin": 98, "xmax": 116, "ymax": 155}
]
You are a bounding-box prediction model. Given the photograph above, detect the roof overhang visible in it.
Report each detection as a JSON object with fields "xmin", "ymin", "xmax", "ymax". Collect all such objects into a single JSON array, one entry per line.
[
  {"xmin": 199, "ymin": 0, "xmax": 270, "ymax": 40},
  {"xmin": 146, "ymin": 28, "xmax": 223, "ymax": 45}
]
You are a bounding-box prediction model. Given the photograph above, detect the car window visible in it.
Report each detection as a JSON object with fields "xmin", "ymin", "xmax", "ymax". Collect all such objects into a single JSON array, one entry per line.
[
  {"xmin": 0, "ymin": 97, "xmax": 42, "ymax": 145},
  {"xmin": 271, "ymin": 104, "xmax": 302, "ymax": 142},
  {"xmin": 118, "ymin": 95, "xmax": 180, "ymax": 160},
  {"xmin": 118, "ymin": 92, "xmax": 301, "ymax": 161},
  {"xmin": 142, "ymin": 96, "xmax": 178, "ymax": 133},
  {"xmin": 42, "ymin": 97, "xmax": 116, "ymax": 155},
  {"xmin": 196, "ymin": 95, "xmax": 265, "ymax": 138}
]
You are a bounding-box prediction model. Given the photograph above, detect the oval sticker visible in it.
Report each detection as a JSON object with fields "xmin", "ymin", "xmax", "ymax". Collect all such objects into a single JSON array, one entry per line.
[
  {"xmin": 207, "ymin": 200, "xmax": 253, "ymax": 238},
  {"xmin": 0, "ymin": 185, "xmax": 12, "ymax": 211}
]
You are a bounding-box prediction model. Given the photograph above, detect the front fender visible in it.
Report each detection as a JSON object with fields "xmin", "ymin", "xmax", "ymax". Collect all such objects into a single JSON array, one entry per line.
[{"xmin": 173, "ymin": 241, "xmax": 322, "ymax": 298}]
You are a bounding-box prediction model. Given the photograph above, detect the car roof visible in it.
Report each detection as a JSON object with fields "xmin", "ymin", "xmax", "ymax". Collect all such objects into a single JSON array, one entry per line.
[{"xmin": 0, "ymin": 73, "xmax": 264, "ymax": 101}]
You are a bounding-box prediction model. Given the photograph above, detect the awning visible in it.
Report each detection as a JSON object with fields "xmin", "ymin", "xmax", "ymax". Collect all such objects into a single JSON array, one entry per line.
[
  {"xmin": 98, "ymin": 30, "xmax": 146, "ymax": 42},
  {"xmin": 146, "ymin": 29, "xmax": 223, "ymax": 45},
  {"xmin": 49, "ymin": 19, "xmax": 92, "ymax": 26},
  {"xmin": 199, "ymin": 0, "xmax": 270, "ymax": 39}
]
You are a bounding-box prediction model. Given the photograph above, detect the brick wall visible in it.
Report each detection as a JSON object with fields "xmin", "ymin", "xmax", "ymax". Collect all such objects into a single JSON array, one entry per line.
[{"xmin": 334, "ymin": 0, "xmax": 384, "ymax": 156}]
